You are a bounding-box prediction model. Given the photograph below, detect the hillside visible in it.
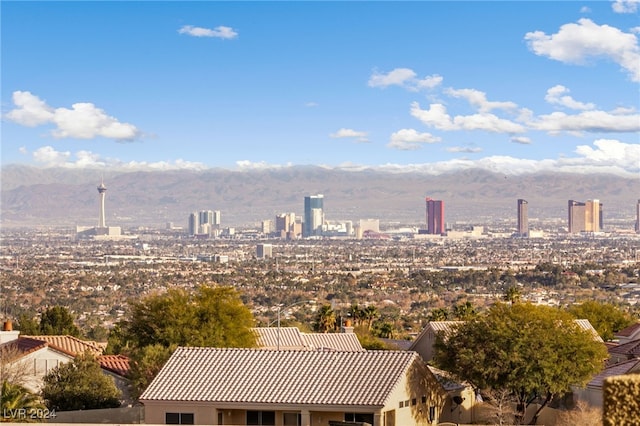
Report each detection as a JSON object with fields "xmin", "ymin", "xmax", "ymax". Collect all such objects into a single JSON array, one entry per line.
[{"xmin": 1, "ymin": 165, "xmax": 638, "ymax": 228}]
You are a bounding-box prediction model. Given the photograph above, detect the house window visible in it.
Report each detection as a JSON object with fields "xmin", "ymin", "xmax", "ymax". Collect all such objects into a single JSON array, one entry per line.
[
  {"xmin": 165, "ymin": 412, "xmax": 194, "ymax": 425},
  {"xmin": 428, "ymin": 406, "xmax": 436, "ymax": 423},
  {"xmin": 421, "ymin": 395, "xmax": 427, "ymax": 404},
  {"xmin": 399, "ymin": 401, "xmax": 404, "ymax": 408},
  {"xmin": 412, "ymin": 398, "xmax": 417, "ymax": 406},
  {"xmin": 384, "ymin": 410, "xmax": 396, "ymax": 426},
  {"xmin": 283, "ymin": 412, "xmax": 301, "ymax": 426},
  {"xmin": 247, "ymin": 411, "xmax": 275, "ymax": 425},
  {"xmin": 344, "ymin": 413, "xmax": 374, "ymax": 424}
]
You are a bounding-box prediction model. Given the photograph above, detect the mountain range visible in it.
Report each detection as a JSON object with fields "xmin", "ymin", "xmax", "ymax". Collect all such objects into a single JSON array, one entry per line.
[{"xmin": 1, "ymin": 165, "xmax": 638, "ymax": 229}]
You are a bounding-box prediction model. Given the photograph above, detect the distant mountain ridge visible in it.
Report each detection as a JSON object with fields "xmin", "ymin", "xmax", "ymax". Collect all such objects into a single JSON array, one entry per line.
[{"xmin": 1, "ymin": 165, "xmax": 638, "ymax": 229}]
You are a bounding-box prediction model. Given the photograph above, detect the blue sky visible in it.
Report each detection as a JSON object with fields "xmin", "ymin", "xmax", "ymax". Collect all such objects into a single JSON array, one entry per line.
[{"xmin": 2, "ymin": 1, "xmax": 639, "ymax": 176}]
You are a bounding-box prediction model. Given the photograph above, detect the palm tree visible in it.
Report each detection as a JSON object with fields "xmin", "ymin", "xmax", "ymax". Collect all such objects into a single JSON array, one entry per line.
[
  {"xmin": 504, "ymin": 286, "xmax": 522, "ymax": 304},
  {"xmin": 363, "ymin": 305, "xmax": 379, "ymax": 330},
  {"xmin": 452, "ymin": 301, "xmax": 477, "ymax": 320},
  {"xmin": 315, "ymin": 305, "xmax": 336, "ymax": 333},
  {"xmin": 427, "ymin": 308, "xmax": 449, "ymax": 321},
  {"xmin": 349, "ymin": 304, "xmax": 364, "ymax": 326},
  {"xmin": 1, "ymin": 381, "xmax": 46, "ymax": 422}
]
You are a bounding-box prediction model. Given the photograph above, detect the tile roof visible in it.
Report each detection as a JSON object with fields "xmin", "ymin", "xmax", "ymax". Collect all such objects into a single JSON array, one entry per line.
[
  {"xmin": 428, "ymin": 366, "xmax": 469, "ymax": 392},
  {"xmin": 24, "ymin": 335, "xmax": 104, "ymax": 357},
  {"xmin": 586, "ymin": 358, "xmax": 640, "ymax": 389},
  {"xmin": 98, "ymin": 354, "xmax": 130, "ymax": 377},
  {"xmin": 574, "ymin": 319, "xmax": 604, "ymax": 342},
  {"xmin": 615, "ymin": 322, "xmax": 640, "ymax": 338},
  {"xmin": 0, "ymin": 337, "xmax": 48, "ymax": 360},
  {"xmin": 253, "ymin": 327, "xmax": 307, "ymax": 350},
  {"xmin": 608, "ymin": 339, "xmax": 640, "ymax": 357},
  {"xmin": 301, "ymin": 332, "xmax": 363, "ymax": 352},
  {"xmin": 252, "ymin": 327, "xmax": 364, "ymax": 352},
  {"xmin": 141, "ymin": 347, "xmax": 419, "ymax": 406}
]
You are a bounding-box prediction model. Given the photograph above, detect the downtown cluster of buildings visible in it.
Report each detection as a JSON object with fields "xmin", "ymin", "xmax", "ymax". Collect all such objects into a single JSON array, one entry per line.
[{"xmin": 78, "ymin": 181, "xmax": 640, "ymax": 240}]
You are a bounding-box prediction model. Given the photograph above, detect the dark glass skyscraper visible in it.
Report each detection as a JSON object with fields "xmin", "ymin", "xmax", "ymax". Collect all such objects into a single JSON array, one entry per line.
[{"xmin": 303, "ymin": 194, "xmax": 324, "ymax": 237}]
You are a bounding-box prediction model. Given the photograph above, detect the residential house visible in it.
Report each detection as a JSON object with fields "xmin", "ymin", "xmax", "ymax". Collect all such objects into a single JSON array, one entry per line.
[
  {"xmin": 607, "ymin": 339, "xmax": 640, "ymax": 366},
  {"xmin": 24, "ymin": 333, "xmax": 132, "ymax": 404},
  {"xmin": 252, "ymin": 327, "xmax": 363, "ymax": 351},
  {"xmin": 410, "ymin": 319, "xmax": 602, "ymax": 363},
  {"xmin": 1, "ymin": 321, "xmax": 130, "ymax": 403},
  {"xmin": 613, "ymin": 322, "xmax": 640, "ymax": 344},
  {"xmin": 140, "ymin": 347, "xmax": 447, "ymax": 426},
  {"xmin": 573, "ymin": 358, "xmax": 640, "ymax": 407},
  {"xmin": 408, "ymin": 321, "xmax": 463, "ymax": 363}
]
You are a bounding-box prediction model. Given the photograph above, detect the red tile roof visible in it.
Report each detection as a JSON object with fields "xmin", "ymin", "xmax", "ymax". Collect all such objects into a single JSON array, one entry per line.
[
  {"xmin": 98, "ymin": 354, "xmax": 130, "ymax": 377},
  {"xmin": 24, "ymin": 335, "xmax": 104, "ymax": 357}
]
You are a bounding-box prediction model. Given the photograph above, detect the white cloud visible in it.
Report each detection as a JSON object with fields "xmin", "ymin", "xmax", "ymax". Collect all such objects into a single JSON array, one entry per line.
[
  {"xmin": 6, "ymin": 91, "xmax": 55, "ymax": 126},
  {"xmin": 511, "ymin": 136, "xmax": 532, "ymax": 145},
  {"xmin": 371, "ymin": 139, "xmax": 638, "ymax": 177},
  {"xmin": 525, "ymin": 18, "xmax": 640, "ymax": 82},
  {"xmin": 387, "ymin": 129, "xmax": 441, "ymax": 150},
  {"xmin": 446, "ymin": 146, "xmax": 482, "ymax": 153},
  {"xmin": 236, "ymin": 160, "xmax": 293, "ymax": 170},
  {"xmin": 445, "ymin": 88, "xmax": 518, "ymax": 113},
  {"xmin": 305, "ymin": 102, "xmax": 319, "ymax": 107},
  {"xmin": 30, "ymin": 146, "xmax": 207, "ymax": 170},
  {"xmin": 178, "ymin": 25, "xmax": 238, "ymax": 39},
  {"xmin": 529, "ymin": 109, "xmax": 640, "ymax": 133},
  {"xmin": 33, "ymin": 146, "xmax": 71, "ymax": 166},
  {"xmin": 580, "ymin": 6, "xmax": 591, "ymax": 13},
  {"xmin": 612, "ymin": 0, "xmax": 639, "ymax": 13},
  {"xmin": 5, "ymin": 91, "xmax": 140, "ymax": 141},
  {"xmin": 410, "ymin": 102, "xmax": 526, "ymax": 134},
  {"xmin": 329, "ymin": 128, "xmax": 370, "ymax": 143},
  {"xmin": 544, "ymin": 85, "xmax": 595, "ymax": 110},
  {"xmin": 368, "ymin": 68, "xmax": 443, "ymax": 91}
]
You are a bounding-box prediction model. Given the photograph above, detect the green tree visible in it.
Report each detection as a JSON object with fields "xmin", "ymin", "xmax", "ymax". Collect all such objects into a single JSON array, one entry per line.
[
  {"xmin": 504, "ymin": 286, "xmax": 522, "ymax": 304},
  {"xmin": 127, "ymin": 344, "xmax": 175, "ymax": 400},
  {"xmin": 1, "ymin": 381, "xmax": 46, "ymax": 423},
  {"xmin": 41, "ymin": 352, "xmax": 121, "ymax": 411},
  {"xmin": 15, "ymin": 314, "xmax": 39, "ymax": 335},
  {"xmin": 314, "ymin": 305, "xmax": 336, "ymax": 333},
  {"xmin": 108, "ymin": 285, "xmax": 256, "ymax": 397},
  {"xmin": 451, "ymin": 301, "xmax": 478, "ymax": 320},
  {"xmin": 427, "ymin": 308, "xmax": 449, "ymax": 321},
  {"xmin": 39, "ymin": 306, "xmax": 80, "ymax": 337},
  {"xmin": 363, "ymin": 305, "xmax": 379, "ymax": 330},
  {"xmin": 434, "ymin": 303, "xmax": 608, "ymax": 424},
  {"xmin": 568, "ymin": 301, "xmax": 635, "ymax": 341},
  {"xmin": 115, "ymin": 285, "xmax": 256, "ymax": 350}
]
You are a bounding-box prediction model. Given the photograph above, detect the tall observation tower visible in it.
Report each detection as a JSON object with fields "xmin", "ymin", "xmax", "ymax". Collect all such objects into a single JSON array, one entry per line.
[{"xmin": 97, "ymin": 181, "xmax": 107, "ymax": 228}]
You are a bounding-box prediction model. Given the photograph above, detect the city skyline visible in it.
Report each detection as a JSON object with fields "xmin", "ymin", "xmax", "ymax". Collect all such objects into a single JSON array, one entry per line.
[{"xmin": 1, "ymin": 1, "xmax": 639, "ymax": 177}]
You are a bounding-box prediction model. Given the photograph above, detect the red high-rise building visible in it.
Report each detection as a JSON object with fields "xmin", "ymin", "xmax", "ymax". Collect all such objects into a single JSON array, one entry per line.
[{"xmin": 426, "ymin": 198, "xmax": 445, "ymax": 235}]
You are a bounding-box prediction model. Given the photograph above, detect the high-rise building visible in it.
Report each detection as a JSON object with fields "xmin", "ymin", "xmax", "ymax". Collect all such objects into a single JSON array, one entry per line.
[
  {"xmin": 517, "ymin": 199, "xmax": 528, "ymax": 237},
  {"xmin": 568, "ymin": 199, "xmax": 602, "ymax": 233},
  {"xmin": 584, "ymin": 199, "xmax": 600, "ymax": 232},
  {"xmin": 426, "ymin": 198, "xmax": 445, "ymax": 235},
  {"xmin": 303, "ymin": 194, "xmax": 324, "ymax": 237},
  {"xmin": 97, "ymin": 181, "xmax": 107, "ymax": 228},
  {"xmin": 199, "ymin": 210, "xmax": 214, "ymax": 227},
  {"xmin": 212, "ymin": 210, "xmax": 221, "ymax": 228},
  {"xmin": 188, "ymin": 212, "xmax": 198, "ymax": 236},
  {"xmin": 256, "ymin": 244, "xmax": 273, "ymax": 259},
  {"xmin": 568, "ymin": 200, "xmax": 586, "ymax": 233},
  {"xmin": 636, "ymin": 200, "xmax": 640, "ymax": 233}
]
